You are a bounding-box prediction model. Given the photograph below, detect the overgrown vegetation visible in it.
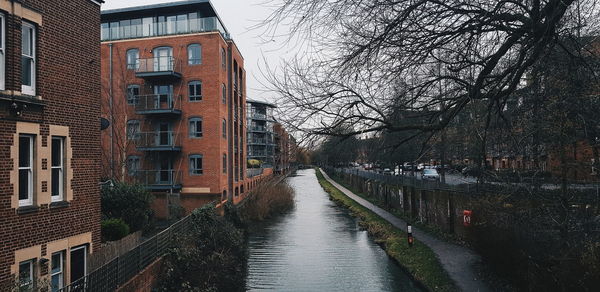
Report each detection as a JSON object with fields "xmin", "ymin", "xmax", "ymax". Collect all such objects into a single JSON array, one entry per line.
[
  {"xmin": 101, "ymin": 218, "xmax": 130, "ymax": 242},
  {"xmin": 157, "ymin": 204, "xmax": 246, "ymax": 292},
  {"xmin": 101, "ymin": 182, "xmax": 154, "ymax": 234},
  {"xmin": 315, "ymin": 169, "xmax": 455, "ymax": 291},
  {"xmin": 239, "ymin": 178, "xmax": 295, "ymax": 221}
]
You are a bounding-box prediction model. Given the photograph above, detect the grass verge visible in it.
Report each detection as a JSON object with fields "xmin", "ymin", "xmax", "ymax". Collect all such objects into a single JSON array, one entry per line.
[
  {"xmin": 316, "ymin": 168, "xmax": 456, "ymax": 292},
  {"xmin": 329, "ymin": 174, "xmax": 466, "ymax": 246}
]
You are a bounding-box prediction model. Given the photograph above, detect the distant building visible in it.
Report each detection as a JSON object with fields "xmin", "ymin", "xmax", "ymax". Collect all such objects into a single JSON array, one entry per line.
[
  {"xmin": 0, "ymin": 0, "xmax": 103, "ymax": 290},
  {"xmin": 100, "ymin": 0, "xmax": 253, "ymax": 217},
  {"xmin": 246, "ymin": 99, "xmax": 276, "ymax": 167},
  {"xmin": 274, "ymin": 123, "xmax": 296, "ymax": 174}
]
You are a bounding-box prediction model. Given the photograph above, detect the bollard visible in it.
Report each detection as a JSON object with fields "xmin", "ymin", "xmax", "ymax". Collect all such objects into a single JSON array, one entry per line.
[{"xmin": 407, "ymin": 223, "xmax": 414, "ymax": 247}]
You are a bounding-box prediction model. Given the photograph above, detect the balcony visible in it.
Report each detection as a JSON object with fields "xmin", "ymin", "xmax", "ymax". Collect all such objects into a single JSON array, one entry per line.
[
  {"xmin": 101, "ymin": 16, "xmax": 228, "ymax": 42},
  {"xmin": 135, "ymin": 94, "xmax": 182, "ymax": 116},
  {"xmin": 250, "ymin": 126, "xmax": 267, "ymax": 133},
  {"xmin": 135, "ymin": 131, "xmax": 182, "ymax": 151},
  {"xmin": 135, "ymin": 57, "xmax": 182, "ymax": 80},
  {"xmin": 131, "ymin": 170, "xmax": 182, "ymax": 190},
  {"xmin": 248, "ymin": 138, "xmax": 267, "ymax": 145},
  {"xmin": 251, "ymin": 113, "xmax": 268, "ymax": 120}
]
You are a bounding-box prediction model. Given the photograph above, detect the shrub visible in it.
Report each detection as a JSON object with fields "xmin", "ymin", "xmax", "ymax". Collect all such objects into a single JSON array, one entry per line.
[
  {"xmin": 157, "ymin": 205, "xmax": 246, "ymax": 292},
  {"xmin": 101, "ymin": 218, "xmax": 130, "ymax": 242},
  {"xmin": 239, "ymin": 179, "xmax": 295, "ymax": 221},
  {"xmin": 101, "ymin": 182, "xmax": 154, "ymax": 232}
]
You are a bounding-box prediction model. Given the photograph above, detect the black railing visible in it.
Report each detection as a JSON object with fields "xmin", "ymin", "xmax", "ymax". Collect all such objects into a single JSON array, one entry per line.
[
  {"xmin": 57, "ymin": 216, "xmax": 192, "ymax": 292},
  {"xmin": 329, "ymin": 167, "xmax": 475, "ymax": 193}
]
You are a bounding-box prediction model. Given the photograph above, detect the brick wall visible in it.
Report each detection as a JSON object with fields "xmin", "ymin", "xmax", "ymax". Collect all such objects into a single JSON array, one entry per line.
[{"xmin": 0, "ymin": 0, "xmax": 101, "ymax": 288}]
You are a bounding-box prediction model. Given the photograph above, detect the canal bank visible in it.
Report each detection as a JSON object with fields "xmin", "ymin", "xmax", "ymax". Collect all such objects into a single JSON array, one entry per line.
[
  {"xmin": 316, "ymin": 169, "xmax": 456, "ymax": 291},
  {"xmin": 246, "ymin": 169, "xmax": 423, "ymax": 291},
  {"xmin": 319, "ymin": 168, "xmax": 493, "ymax": 292}
]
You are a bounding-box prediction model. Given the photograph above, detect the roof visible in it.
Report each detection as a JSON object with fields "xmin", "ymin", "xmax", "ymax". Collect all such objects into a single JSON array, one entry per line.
[
  {"xmin": 102, "ymin": 0, "xmax": 209, "ymax": 15},
  {"xmin": 101, "ymin": 0, "xmax": 229, "ymax": 34},
  {"xmin": 247, "ymin": 99, "xmax": 277, "ymax": 108}
]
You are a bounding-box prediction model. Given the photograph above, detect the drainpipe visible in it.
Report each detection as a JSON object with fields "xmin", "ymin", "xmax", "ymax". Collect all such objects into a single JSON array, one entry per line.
[{"xmin": 109, "ymin": 43, "xmax": 114, "ymax": 179}]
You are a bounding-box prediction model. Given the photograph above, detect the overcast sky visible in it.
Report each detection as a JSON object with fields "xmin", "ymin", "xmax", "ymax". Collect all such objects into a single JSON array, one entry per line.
[{"xmin": 102, "ymin": 0, "xmax": 290, "ymax": 104}]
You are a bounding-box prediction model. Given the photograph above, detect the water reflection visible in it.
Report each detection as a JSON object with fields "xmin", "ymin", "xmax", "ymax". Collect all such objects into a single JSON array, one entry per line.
[{"xmin": 246, "ymin": 169, "xmax": 422, "ymax": 292}]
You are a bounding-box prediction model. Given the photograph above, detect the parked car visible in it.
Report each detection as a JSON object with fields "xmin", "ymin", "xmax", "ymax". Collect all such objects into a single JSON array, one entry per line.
[
  {"xmin": 383, "ymin": 168, "xmax": 393, "ymax": 175},
  {"xmin": 417, "ymin": 163, "xmax": 431, "ymax": 171},
  {"xmin": 422, "ymin": 169, "xmax": 440, "ymax": 180}
]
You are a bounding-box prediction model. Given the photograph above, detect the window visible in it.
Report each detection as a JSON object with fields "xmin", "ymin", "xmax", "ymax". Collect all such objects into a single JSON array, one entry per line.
[
  {"xmin": 19, "ymin": 260, "xmax": 34, "ymax": 291},
  {"xmin": 101, "ymin": 22, "xmax": 110, "ymax": 41},
  {"xmin": 222, "ymin": 119, "xmax": 227, "ymax": 139},
  {"xmin": 188, "ymin": 81, "xmax": 202, "ymax": 101},
  {"xmin": 221, "ymin": 84, "xmax": 226, "ymax": 104},
  {"xmin": 51, "ymin": 137, "xmax": 65, "ymax": 202},
  {"xmin": 22, "ymin": 22, "xmax": 36, "ymax": 96},
  {"xmin": 126, "ymin": 49, "xmax": 139, "ymax": 70},
  {"xmin": 19, "ymin": 135, "xmax": 34, "ymax": 207},
  {"xmin": 223, "ymin": 154, "xmax": 227, "ymax": 174},
  {"xmin": 0, "ymin": 13, "xmax": 5, "ymax": 90},
  {"xmin": 177, "ymin": 14, "xmax": 188, "ymax": 33},
  {"xmin": 221, "ymin": 48, "xmax": 226, "ymax": 68},
  {"xmin": 189, "ymin": 155, "xmax": 203, "ymax": 175},
  {"xmin": 189, "ymin": 117, "xmax": 202, "ymax": 138},
  {"xmin": 187, "ymin": 44, "xmax": 201, "ymax": 65},
  {"xmin": 127, "ymin": 156, "xmax": 140, "ymax": 176},
  {"xmin": 70, "ymin": 245, "xmax": 87, "ymax": 284},
  {"xmin": 126, "ymin": 120, "xmax": 140, "ymax": 140},
  {"xmin": 51, "ymin": 252, "xmax": 64, "ymax": 292},
  {"xmin": 126, "ymin": 85, "xmax": 140, "ymax": 105}
]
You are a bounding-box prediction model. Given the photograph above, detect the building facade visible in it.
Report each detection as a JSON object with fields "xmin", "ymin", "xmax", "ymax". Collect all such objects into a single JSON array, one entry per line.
[
  {"xmin": 0, "ymin": 0, "xmax": 102, "ymax": 290},
  {"xmin": 246, "ymin": 99, "xmax": 276, "ymax": 167},
  {"xmin": 100, "ymin": 0, "xmax": 249, "ymax": 218}
]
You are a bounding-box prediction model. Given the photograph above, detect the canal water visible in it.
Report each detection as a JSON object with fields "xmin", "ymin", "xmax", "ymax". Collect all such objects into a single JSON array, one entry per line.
[{"xmin": 246, "ymin": 169, "xmax": 422, "ymax": 291}]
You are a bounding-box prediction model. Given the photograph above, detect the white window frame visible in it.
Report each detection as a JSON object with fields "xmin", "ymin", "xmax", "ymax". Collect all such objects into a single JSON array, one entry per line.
[
  {"xmin": 19, "ymin": 135, "xmax": 34, "ymax": 207},
  {"xmin": 189, "ymin": 117, "xmax": 202, "ymax": 138},
  {"xmin": 51, "ymin": 252, "xmax": 64, "ymax": 292},
  {"xmin": 189, "ymin": 154, "xmax": 203, "ymax": 176},
  {"xmin": 0, "ymin": 13, "xmax": 5, "ymax": 91},
  {"xmin": 21, "ymin": 22, "xmax": 36, "ymax": 96},
  {"xmin": 51, "ymin": 137, "xmax": 65, "ymax": 202},
  {"xmin": 221, "ymin": 84, "xmax": 226, "ymax": 104},
  {"xmin": 188, "ymin": 81, "xmax": 202, "ymax": 101},
  {"xmin": 19, "ymin": 259, "xmax": 34, "ymax": 290},
  {"xmin": 127, "ymin": 156, "xmax": 140, "ymax": 176},
  {"xmin": 126, "ymin": 84, "xmax": 140, "ymax": 105},
  {"xmin": 126, "ymin": 49, "xmax": 139, "ymax": 70},
  {"xmin": 187, "ymin": 44, "xmax": 201, "ymax": 65},
  {"xmin": 126, "ymin": 120, "xmax": 140, "ymax": 140}
]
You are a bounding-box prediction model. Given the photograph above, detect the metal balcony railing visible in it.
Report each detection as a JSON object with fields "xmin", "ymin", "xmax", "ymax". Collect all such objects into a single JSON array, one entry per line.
[
  {"xmin": 131, "ymin": 170, "xmax": 182, "ymax": 189},
  {"xmin": 135, "ymin": 94, "xmax": 181, "ymax": 115},
  {"xmin": 135, "ymin": 131, "xmax": 181, "ymax": 151},
  {"xmin": 252, "ymin": 113, "xmax": 267, "ymax": 120},
  {"xmin": 250, "ymin": 126, "xmax": 267, "ymax": 132},
  {"xmin": 135, "ymin": 57, "xmax": 182, "ymax": 79}
]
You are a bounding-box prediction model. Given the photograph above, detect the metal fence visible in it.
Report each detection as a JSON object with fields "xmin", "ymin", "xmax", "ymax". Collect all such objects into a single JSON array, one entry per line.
[
  {"xmin": 57, "ymin": 216, "xmax": 192, "ymax": 292},
  {"xmin": 329, "ymin": 167, "xmax": 476, "ymax": 193}
]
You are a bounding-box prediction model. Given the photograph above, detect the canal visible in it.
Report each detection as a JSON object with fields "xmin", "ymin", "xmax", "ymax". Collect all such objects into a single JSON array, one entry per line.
[{"xmin": 246, "ymin": 169, "xmax": 422, "ymax": 291}]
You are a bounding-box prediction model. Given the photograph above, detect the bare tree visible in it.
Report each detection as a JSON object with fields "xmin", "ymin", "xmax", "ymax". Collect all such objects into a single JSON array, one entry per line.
[{"xmin": 261, "ymin": 0, "xmax": 600, "ymax": 138}]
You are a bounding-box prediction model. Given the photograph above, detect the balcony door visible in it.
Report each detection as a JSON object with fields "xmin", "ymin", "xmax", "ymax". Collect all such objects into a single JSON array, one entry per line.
[
  {"xmin": 156, "ymin": 122, "xmax": 171, "ymax": 146},
  {"xmin": 156, "ymin": 155, "xmax": 172, "ymax": 184},
  {"xmin": 153, "ymin": 85, "xmax": 173, "ymax": 109},
  {"xmin": 153, "ymin": 47, "xmax": 172, "ymax": 72}
]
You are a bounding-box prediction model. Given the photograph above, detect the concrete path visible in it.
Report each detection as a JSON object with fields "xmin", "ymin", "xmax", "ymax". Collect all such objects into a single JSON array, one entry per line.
[{"xmin": 321, "ymin": 169, "xmax": 490, "ymax": 292}]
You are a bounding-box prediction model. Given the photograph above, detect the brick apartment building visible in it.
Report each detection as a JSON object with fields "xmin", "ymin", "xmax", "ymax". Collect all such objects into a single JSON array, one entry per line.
[
  {"xmin": 100, "ymin": 0, "xmax": 252, "ymax": 218},
  {"xmin": 273, "ymin": 123, "xmax": 296, "ymax": 174},
  {"xmin": 0, "ymin": 0, "xmax": 102, "ymax": 290}
]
